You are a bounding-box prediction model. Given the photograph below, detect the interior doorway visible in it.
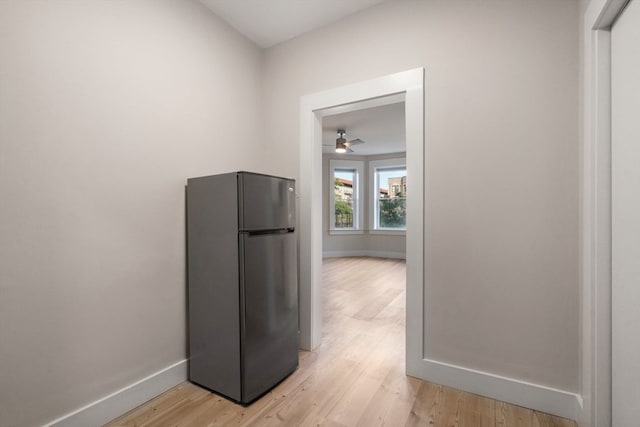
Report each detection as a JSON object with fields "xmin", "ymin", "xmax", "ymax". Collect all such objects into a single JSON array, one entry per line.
[
  {"xmin": 582, "ymin": 0, "xmax": 640, "ymax": 423},
  {"xmin": 297, "ymin": 68, "xmax": 425, "ymax": 377},
  {"xmin": 611, "ymin": 0, "xmax": 640, "ymax": 423}
]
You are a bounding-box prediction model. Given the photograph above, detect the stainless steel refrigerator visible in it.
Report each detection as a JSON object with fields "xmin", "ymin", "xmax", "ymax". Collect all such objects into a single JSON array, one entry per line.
[{"xmin": 186, "ymin": 171, "xmax": 298, "ymax": 404}]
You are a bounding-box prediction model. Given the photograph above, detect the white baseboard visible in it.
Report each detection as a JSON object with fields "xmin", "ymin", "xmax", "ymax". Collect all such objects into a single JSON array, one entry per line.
[
  {"xmin": 407, "ymin": 358, "xmax": 580, "ymax": 421},
  {"xmin": 43, "ymin": 359, "xmax": 188, "ymax": 427},
  {"xmin": 323, "ymin": 250, "xmax": 406, "ymax": 259}
]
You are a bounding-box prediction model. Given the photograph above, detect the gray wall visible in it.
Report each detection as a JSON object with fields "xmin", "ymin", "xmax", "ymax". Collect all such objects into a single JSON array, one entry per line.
[
  {"xmin": 261, "ymin": 0, "xmax": 580, "ymax": 392},
  {"xmin": 322, "ymin": 153, "xmax": 406, "ymax": 258},
  {"xmin": 0, "ymin": 1, "xmax": 582, "ymax": 425},
  {"xmin": 0, "ymin": 1, "xmax": 263, "ymax": 425}
]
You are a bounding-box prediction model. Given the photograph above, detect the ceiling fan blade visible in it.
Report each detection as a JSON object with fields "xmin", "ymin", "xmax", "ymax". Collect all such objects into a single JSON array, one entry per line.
[
  {"xmin": 346, "ymin": 147, "xmax": 354, "ymax": 153},
  {"xmin": 345, "ymin": 138, "xmax": 365, "ymax": 147}
]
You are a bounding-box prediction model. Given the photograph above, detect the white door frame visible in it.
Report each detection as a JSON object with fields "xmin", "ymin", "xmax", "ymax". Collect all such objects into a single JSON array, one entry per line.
[
  {"xmin": 580, "ymin": 0, "xmax": 628, "ymax": 425},
  {"xmin": 298, "ymin": 68, "xmax": 425, "ymax": 375}
]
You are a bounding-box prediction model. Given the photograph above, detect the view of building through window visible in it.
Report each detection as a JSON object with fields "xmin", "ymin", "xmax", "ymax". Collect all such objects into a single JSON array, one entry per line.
[
  {"xmin": 333, "ymin": 167, "xmax": 407, "ymax": 230},
  {"xmin": 376, "ymin": 167, "xmax": 406, "ymax": 229}
]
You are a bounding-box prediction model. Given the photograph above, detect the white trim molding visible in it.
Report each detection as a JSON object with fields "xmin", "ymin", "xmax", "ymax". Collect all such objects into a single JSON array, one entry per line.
[
  {"xmin": 368, "ymin": 229, "xmax": 405, "ymax": 236},
  {"xmin": 579, "ymin": 0, "xmax": 625, "ymax": 425},
  {"xmin": 43, "ymin": 360, "xmax": 187, "ymax": 427},
  {"xmin": 409, "ymin": 358, "xmax": 581, "ymax": 421},
  {"xmin": 328, "ymin": 229, "xmax": 365, "ymax": 235},
  {"xmin": 323, "ymin": 250, "xmax": 406, "ymax": 259}
]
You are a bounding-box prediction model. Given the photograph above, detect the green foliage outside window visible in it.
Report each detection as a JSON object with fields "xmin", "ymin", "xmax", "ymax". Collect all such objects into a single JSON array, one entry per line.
[
  {"xmin": 335, "ymin": 200, "xmax": 352, "ymax": 216},
  {"xmin": 379, "ymin": 198, "xmax": 406, "ymax": 228}
]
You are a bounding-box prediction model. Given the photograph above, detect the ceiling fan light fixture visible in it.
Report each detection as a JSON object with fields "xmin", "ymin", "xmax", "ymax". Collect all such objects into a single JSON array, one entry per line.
[{"xmin": 336, "ymin": 129, "xmax": 347, "ymax": 153}]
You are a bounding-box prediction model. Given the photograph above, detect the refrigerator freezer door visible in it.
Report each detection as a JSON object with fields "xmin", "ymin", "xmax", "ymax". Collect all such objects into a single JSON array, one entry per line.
[
  {"xmin": 239, "ymin": 173, "xmax": 296, "ymax": 231},
  {"xmin": 240, "ymin": 231, "xmax": 298, "ymax": 403}
]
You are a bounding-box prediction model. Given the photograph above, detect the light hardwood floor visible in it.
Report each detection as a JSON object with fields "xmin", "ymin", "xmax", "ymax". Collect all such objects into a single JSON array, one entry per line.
[{"xmin": 105, "ymin": 257, "xmax": 576, "ymax": 427}]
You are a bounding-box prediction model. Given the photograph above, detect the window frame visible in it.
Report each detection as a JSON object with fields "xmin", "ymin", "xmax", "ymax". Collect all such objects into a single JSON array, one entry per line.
[
  {"xmin": 328, "ymin": 159, "xmax": 364, "ymax": 235},
  {"xmin": 369, "ymin": 157, "xmax": 407, "ymax": 234}
]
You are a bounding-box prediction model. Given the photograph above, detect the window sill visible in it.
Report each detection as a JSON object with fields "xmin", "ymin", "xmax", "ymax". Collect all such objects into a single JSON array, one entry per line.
[
  {"xmin": 329, "ymin": 229, "xmax": 365, "ymax": 235},
  {"xmin": 369, "ymin": 229, "xmax": 406, "ymax": 236}
]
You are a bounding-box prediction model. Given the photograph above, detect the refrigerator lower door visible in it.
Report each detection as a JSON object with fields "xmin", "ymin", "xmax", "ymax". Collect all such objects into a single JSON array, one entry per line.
[{"xmin": 240, "ymin": 231, "xmax": 298, "ymax": 403}]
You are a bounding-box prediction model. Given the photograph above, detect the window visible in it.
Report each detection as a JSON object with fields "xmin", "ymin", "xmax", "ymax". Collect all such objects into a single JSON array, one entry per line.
[
  {"xmin": 369, "ymin": 158, "xmax": 407, "ymax": 232},
  {"xmin": 329, "ymin": 159, "xmax": 364, "ymax": 234}
]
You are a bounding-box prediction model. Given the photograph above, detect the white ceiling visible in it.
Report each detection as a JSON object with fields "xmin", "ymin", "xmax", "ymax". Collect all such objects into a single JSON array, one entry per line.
[
  {"xmin": 199, "ymin": 0, "xmax": 386, "ymax": 48},
  {"xmin": 199, "ymin": 0, "xmax": 404, "ymax": 156},
  {"xmin": 322, "ymin": 102, "xmax": 405, "ymax": 156}
]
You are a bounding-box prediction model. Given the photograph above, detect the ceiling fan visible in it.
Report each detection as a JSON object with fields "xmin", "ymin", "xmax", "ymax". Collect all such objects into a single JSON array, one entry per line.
[{"xmin": 329, "ymin": 129, "xmax": 365, "ymax": 153}]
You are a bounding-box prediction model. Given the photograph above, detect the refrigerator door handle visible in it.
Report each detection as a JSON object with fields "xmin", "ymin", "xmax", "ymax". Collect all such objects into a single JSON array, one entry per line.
[{"xmin": 243, "ymin": 228, "xmax": 295, "ymax": 237}]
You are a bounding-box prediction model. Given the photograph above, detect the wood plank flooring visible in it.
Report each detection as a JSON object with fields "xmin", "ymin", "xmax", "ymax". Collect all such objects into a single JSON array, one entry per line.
[{"xmin": 105, "ymin": 257, "xmax": 576, "ymax": 427}]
